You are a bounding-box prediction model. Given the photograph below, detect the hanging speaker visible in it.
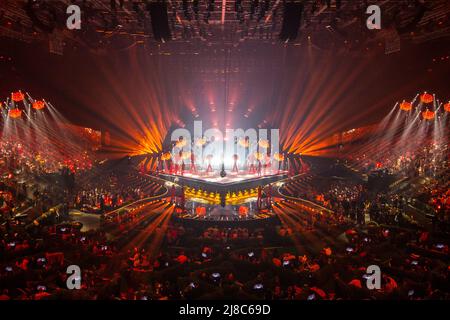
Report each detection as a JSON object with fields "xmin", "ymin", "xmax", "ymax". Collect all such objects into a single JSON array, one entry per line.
[
  {"xmin": 279, "ymin": 2, "xmax": 304, "ymax": 41},
  {"xmin": 147, "ymin": 1, "xmax": 172, "ymax": 42}
]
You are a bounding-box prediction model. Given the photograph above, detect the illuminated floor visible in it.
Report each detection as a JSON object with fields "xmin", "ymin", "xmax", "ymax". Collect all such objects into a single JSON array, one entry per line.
[{"xmin": 161, "ymin": 170, "xmax": 288, "ymax": 184}]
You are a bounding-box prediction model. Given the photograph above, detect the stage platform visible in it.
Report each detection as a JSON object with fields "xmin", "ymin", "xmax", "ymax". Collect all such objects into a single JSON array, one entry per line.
[{"xmin": 159, "ymin": 171, "xmax": 288, "ymax": 193}]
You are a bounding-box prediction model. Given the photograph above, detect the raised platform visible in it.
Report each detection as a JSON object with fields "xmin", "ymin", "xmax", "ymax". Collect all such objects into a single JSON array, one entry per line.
[{"xmin": 159, "ymin": 171, "xmax": 288, "ymax": 193}]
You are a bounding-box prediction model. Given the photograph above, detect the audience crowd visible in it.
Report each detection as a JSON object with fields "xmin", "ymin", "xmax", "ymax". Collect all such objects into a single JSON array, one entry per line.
[{"xmin": 0, "ymin": 135, "xmax": 448, "ymax": 300}]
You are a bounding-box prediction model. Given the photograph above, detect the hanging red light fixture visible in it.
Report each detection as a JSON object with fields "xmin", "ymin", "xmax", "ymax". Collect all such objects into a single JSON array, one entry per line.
[
  {"xmin": 399, "ymin": 100, "xmax": 412, "ymax": 111},
  {"xmin": 32, "ymin": 100, "xmax": 45, "ymax": 110},
  {"xmin": 8, "ymin": 108, "xmax": 22, "ymax": 119},
  {"xmin": 11, "ymin": 91, "xmax": 25, "ymax": 102},
  {"xmin": 444, "ymin": 102, "xmax": 450, "ymax": 113},
  {"xmin": 420, "ymin": 92, "xmax": 433, "ymax": 104},
  {"xmin": 422, "ymin": 109, "xmax": 435, "ymax": 120}
]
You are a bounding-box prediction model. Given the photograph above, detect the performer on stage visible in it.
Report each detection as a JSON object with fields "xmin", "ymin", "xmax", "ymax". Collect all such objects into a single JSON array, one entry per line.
[
  {"xmin": 257, "ymin": 158, "xmax": 262, "ymax": 176},
  {"xmin": 232, "ymin": 154, "xmax": 239, "ymax": 173},
  {"xmin": 174, "ymin": 152, "xmax": 181, "ymax": 175},
  {"xmin": 205, "ymin": 154, "xmax": 213, "ymax": 173},
  {"xmin": 190, "ymin": 151, "xmax": 197, "ymax": 174},
  {"xmin": 248, "ymin": 153, "xmax": 256, "ymax": 174}
]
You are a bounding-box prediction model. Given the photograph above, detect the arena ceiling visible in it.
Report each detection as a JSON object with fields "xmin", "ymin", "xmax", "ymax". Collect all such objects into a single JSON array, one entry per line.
[{"xmin": 2, "ymin": 0, "xmax": 450, "ymax": 49}]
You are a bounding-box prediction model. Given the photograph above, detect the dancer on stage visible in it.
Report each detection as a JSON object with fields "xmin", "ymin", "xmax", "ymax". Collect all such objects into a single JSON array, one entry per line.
[
  {"xmin": 248, "ymin": 152, "xmax": 256, "ymax": 174},
  {"xmin": 190, "ymin": 152, "xmax": 197, "ymax": 174},
  {"xmin": 205, "ymin": 154, "xmax": 213, "ymax": 174},
  {"xmin": 232, "ymin": 154, "xmax": 239, "ymax": 173}
]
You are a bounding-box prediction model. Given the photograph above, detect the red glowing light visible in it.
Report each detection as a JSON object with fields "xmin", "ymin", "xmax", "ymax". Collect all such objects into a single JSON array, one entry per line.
[
  {"xmin": 254, "ymin": 152, "xmax": 264, "ymax": 161},
  {"xmin": 273, "ymin": 152, "xmax": 285, "ymax": 161},
  {"xmin": 258, "ymin": 139, "xmax": 269, "ymax": 148},
  {"xmin": 422, "ymin": 109, "xmax": 435, "ymax": 120},
  {"xmin": 444, "ymin": 102, "xmax": 450, "ymax": 113},
  {"xmin": 8, "ymin": 108, "xmax": 22, "ymax": 119},
  {"xmin": 32, "ymin": 100, "xmax": 45, "ymax": 110},
  {"xmin": 399, "ymin": 101, "xmax": 412, "ymax": 111},
  {"xmin": 11, "ymin": 91, "xmax": 24, "ymax": 102},
  {"xmin": 420, "ymin": 92, "xmax": 433, "ymax": 104}
]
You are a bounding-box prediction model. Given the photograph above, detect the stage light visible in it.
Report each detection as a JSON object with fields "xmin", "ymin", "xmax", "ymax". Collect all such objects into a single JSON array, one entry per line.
[
  {"xmin": 175, "ymin": 139, "xmax": 187, "ymax": 148},
  {"xmin": 11, "ymin": 91, "xmax": 24, "ymax": 102},
  {"xmin": 238, "ymin": 138, "xmax": 249, "ymax": 148},
  {"xmin": 8, "ymin": 108, "xmax": 22, "ymax": 119},
  {"xmin": 420, "ymin": 92, "xmax": 434, "ymax": 104},
  {"xmin": 399, "ymin": 100, "xmax": 413, "ymax": 111},
  {"xmin": 444, "ymin": 102, "xmax": 450, "ymax": 112},
  {"xmin": 258, "ymin": 139, "xmax": 269, "ymax": 148},
  {"xmin": 254, "ymin": 152, "xmax": 264, "ymax": 161}
]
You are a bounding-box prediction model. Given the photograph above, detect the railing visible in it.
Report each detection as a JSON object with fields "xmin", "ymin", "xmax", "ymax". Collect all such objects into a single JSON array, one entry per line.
[
  {"xmin": 276, "ymin": 174, "xmax": 334, "ymax": 214},
  {"xmin": 26, "ymin": 204, "xmax": 64, "ymax": 228},
  {"xmin": 102, "ymin": 174, "xmax": 169, "ymax": 216},
  {"xmin": 104, "ymin": 188, "xmax": 168, "ymax": 216}
]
